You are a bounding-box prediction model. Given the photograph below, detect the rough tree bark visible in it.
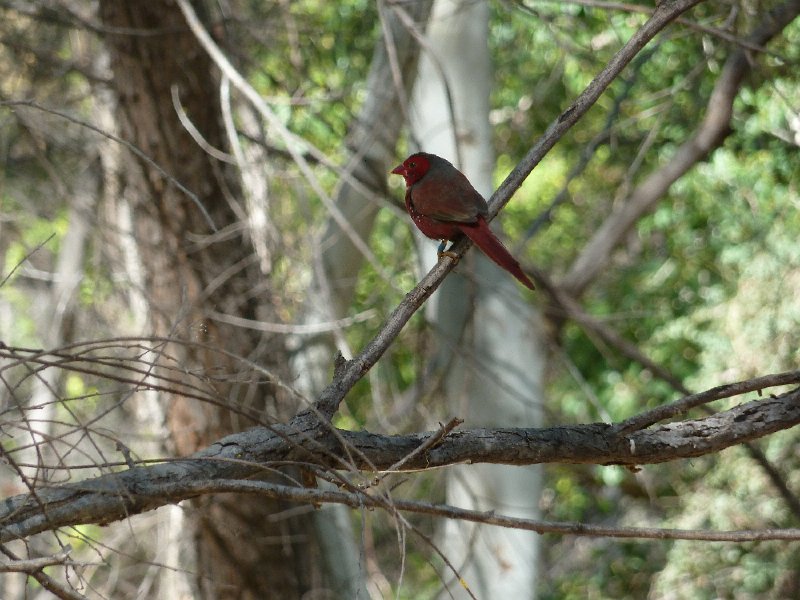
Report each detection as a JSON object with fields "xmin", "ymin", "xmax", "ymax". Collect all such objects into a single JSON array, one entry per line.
[
  {"xmin": 97, "ymin": 1, "xmax": 322, "ymax": 597},
  {"xmin": 2, "ymin": 377, "xmax": 799, "ymax": 544}
]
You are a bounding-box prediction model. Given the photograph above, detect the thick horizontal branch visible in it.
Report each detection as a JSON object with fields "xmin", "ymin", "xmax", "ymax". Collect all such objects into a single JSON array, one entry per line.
[
  {"xmin": 1, "ymin": 385, "xmax": 798, "ymax": 543},
  {"xmin": 341, "ymin": 388, "xmax": 800, "ymax": 468}
]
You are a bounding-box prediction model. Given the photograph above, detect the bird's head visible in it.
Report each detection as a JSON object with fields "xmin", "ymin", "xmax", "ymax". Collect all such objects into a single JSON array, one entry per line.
[{"xmin": 391, "ymin": 153, "xmax": 432, "ymax": 186}]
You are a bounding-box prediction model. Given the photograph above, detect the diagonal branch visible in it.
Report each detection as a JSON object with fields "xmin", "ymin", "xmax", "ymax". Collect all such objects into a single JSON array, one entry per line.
[{"xmin": 312, "ymin": 0, "xmax": 703, "ymax": 420}]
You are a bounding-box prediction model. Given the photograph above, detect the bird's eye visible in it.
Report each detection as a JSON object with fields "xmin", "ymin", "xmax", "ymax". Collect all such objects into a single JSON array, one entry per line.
[{"xmin": 408, "ymin": 161, "xmax": 416, "ymax": 168}]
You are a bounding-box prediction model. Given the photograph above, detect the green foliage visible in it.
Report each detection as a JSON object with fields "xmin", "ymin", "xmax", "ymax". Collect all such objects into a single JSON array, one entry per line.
[
  {"xmin": 486, "ymin": 3, "xmax": 800, "ymax": 598},
  {"xmin": 244, "ymin": 0, "xmax": 377, "ymax": 154},
  {"xmin": 2, "ymin": 0, "xmax": 799, "ymax": 597}
]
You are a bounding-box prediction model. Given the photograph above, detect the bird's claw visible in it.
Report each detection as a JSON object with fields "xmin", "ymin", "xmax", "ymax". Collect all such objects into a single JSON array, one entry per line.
[
  {"xmin": 436, "ymin": 240, "xmax": 459, "ymax": 262},
  {"xmin": 437, "ymin": 250, "xmax": 460, "ymax": 262}
]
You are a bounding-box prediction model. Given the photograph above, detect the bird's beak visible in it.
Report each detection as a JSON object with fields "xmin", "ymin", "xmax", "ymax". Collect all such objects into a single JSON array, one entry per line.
[{"xmin": 390, "ymin": 164, "xmax": 406, "ymax": 176}]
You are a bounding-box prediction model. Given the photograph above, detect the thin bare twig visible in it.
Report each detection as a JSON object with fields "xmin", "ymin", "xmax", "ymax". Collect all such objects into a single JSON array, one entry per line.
[
  {"xmin": 0, "ymin": 544, "xmax": 86, "ymax": 600},
  {"xmin": 376, "ymin": 417, "xmax": 463, "ymax": 481},
  {"xmin": 63, "ymin": 477, "xmax": 800, "ymax": 543},
  {"xmin": 0, "ymin": 545, "xmax": 74, "ymax": 573},
  {"xmin": 615, "ymin": 370, "xmax": 800, "ymax": 434},
  {"xmin": 537, "ymin": 272, "xmax": 800, "ymax": 518}
]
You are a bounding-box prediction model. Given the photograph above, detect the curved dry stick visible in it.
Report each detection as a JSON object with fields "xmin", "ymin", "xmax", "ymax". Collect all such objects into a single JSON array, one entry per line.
[
  {"xmin": 115, "ymin": 478, "xmax": 800, "ymax": 542},
  {"xmin": 0, "ymin": 545, "xmax": 84, "ymax": 600},
  {"xmin": 141, "ymin": 477, "xmax": 800, "ymax": 541}
]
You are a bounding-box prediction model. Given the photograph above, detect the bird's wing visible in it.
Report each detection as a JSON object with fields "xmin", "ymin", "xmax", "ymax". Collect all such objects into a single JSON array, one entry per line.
[{"xmin": 410, "ymin": 169, "xmax": 488, "ymax": 223}]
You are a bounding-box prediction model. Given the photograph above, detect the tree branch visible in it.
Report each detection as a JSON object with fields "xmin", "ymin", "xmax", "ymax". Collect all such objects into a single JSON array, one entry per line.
[
  {"xmin": 2, "ymin": 380, "xmax": 798, "ymax": 543},
  {"xmin": 0, "ymin": 545, "xmax": 74, "ymax": 573},
  {"xmin": 161, "ymin": 478, "xmax": 800, "ymax": 542},
  {"xmin": 312, "ymin": 0, "xmax": 702, "ymax": 420},
  {"xmin": 0, "ymin": 545, "xmax": 85, "ymax": 600},
  {"xmin": 532, "ymin": 267, "xmax": 800, "ymax": 518}
]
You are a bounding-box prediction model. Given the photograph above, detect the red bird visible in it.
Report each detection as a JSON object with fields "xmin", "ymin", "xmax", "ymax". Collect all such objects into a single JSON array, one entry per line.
[{"xmin": 391, "ymin": 152, "xmax": 535, "ymax": 290}]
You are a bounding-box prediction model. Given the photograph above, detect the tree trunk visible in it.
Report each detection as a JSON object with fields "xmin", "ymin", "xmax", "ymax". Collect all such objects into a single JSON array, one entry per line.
[
  {"xmin": 409, "ymin": 1, "xmax": 545, "ymax": 597},
  {"xmin": 98, "ymin": 2, "xmax": 321, "ymax": 597}
]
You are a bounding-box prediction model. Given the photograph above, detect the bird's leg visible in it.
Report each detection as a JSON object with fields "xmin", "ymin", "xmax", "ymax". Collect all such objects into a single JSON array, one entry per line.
[{"xmin": 436, "ymin": 240, "xmax": 459, "ymax": 261}]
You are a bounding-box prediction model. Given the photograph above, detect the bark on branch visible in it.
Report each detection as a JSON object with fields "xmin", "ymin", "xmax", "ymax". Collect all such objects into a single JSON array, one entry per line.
[{"xmin": 2, "ymin": 379, "xmax": 798, "ymax": 543}]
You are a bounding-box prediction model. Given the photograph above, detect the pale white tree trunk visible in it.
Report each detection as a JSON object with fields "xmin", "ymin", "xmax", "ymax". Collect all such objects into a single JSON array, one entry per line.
[
  {"xmin": 410, "ymin": 1, "xmax": 545, "ymax": 598},
  {"xmin": 288, "ymin": 4, "xmax": 433, "ymax": 597}
]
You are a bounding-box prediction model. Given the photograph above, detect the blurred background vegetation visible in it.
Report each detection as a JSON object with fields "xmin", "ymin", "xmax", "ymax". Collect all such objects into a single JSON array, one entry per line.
[{"xmin": 1, "ymin": 0, "xmax": 799, "ymax": 598}]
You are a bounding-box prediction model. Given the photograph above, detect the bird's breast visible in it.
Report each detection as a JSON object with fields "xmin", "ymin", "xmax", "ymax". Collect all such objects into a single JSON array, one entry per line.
[{"xmin": 405, "ymin": 193, "xmax": 462, "ymax": 241}]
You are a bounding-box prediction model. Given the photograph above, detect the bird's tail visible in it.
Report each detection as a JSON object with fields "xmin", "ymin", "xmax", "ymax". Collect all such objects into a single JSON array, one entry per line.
[{"xmin": 462, "ymin": 218, "xmax": 535, "ymax": 290}]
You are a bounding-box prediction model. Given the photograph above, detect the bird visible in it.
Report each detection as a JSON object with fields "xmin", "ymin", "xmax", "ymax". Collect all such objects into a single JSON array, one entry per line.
[{"xmin": 391, "ymin": 152, "xmax": 535, "ymax": 290}]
